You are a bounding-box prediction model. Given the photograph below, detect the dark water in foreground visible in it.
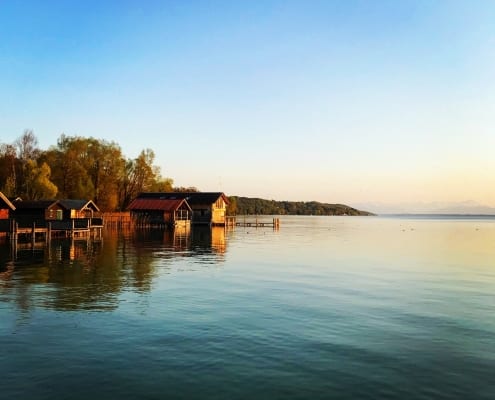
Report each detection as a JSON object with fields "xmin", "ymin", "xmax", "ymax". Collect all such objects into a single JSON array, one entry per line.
[{"xmin": 1, "ymin": 216, "xmax": 494, "ymax": 399}]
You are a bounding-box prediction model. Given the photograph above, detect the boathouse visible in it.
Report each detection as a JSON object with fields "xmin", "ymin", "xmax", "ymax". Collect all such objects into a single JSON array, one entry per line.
[
  {"xmin": 12, "ymin": 199, "xmax": 62, "ymax": 227},
  {"xmin": 9, "ymin": 198, "xmax": 103, "ymax": 240},
  {"xmin": 128, "ymin": 197, "xmax": 192, "ymax": 228},
  {"xmin": 134, "ymin": 192, "xmax": 229, "ymax": 225},
  {"xmin": 58, "ymin": 199, "xmax": 102, "ymax": 221}
]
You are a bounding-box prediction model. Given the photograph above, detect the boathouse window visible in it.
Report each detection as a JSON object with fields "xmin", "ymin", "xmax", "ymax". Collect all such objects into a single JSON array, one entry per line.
[{"xmin": 48, "ymin": 209, "xmax": 63, "ymax": 220}]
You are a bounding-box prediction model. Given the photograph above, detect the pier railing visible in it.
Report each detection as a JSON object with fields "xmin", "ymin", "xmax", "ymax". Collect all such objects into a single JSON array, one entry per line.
[{"xmin": 225, "ymin": 216, "xmax": 280, "ymax": 229}]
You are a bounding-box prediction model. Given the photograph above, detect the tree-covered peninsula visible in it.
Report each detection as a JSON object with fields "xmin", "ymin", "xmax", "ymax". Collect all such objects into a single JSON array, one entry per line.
[{"xmin": 227, "ymin": 196, "xmax": 373, "ymax": 216}]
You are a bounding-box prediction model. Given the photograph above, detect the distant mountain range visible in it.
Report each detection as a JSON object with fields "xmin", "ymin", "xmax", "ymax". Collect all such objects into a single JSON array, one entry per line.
[{"xmin": 352, "ymin": 200, "xmax": 495, "ymax": 215}]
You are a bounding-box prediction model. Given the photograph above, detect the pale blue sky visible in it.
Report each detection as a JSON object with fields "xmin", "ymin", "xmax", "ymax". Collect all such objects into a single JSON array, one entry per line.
[{"xmin": 1, "ymin": 1, "xmax": 495, "ymax": 210}]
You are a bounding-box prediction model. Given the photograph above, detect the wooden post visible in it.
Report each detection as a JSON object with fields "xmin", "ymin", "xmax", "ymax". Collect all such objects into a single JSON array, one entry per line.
[{"xmin": 10, "ymin": 234, "xmax": 16, "ymax": 260}]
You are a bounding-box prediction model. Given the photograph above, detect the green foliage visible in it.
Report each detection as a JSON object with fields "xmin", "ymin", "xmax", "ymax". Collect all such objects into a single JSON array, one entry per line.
[
  {"xmin": 228, "ymin": 196, "xmax": 373, "ymax": 216},
  {"xmin": 118, "ymin": 149, "xmax": 173, "ymax": 210},
  {"xmin": 23, "ymin": 160, "xmax": 58, "ymax": 200},
  {"xmin": 0, "ymin": 143, "xmax": 17, "ymax": 196},
  {"xmin": 1, "ymin": 131, "xmax": 175, "ymax": 211},
  {"xmin": 173, "ymin": 186, "xmax": 199, "ymax": 193}
]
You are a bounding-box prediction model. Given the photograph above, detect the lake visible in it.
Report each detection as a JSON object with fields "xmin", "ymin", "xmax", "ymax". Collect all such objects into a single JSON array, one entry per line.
[{"xmin": 1, "ymin": 216, "xmax": 494, "ymax": 399}]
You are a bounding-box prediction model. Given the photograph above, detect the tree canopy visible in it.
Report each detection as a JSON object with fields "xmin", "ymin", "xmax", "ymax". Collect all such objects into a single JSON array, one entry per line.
[{"xmin": 0, "ymin": 130, "xmax": 174, "ymax": 211}]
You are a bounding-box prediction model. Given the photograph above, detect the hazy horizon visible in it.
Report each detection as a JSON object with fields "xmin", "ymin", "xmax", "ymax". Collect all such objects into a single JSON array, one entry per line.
[{"xmin": 2, "ymin": 1, "xmax": 494, "ymax": 208}]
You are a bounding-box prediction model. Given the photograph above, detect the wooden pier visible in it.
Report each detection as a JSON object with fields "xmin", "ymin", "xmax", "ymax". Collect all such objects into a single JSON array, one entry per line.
[
  {"xmin": 225, "ymin": 216, "xmax": 280, "ymax": 229},
  {"xmin": 103, "ymin": 212, "xmax": 133, "ymax": 230},
  {"xmin": 9, "ymin": 220, "xmax": 103, "ymax": 243}
]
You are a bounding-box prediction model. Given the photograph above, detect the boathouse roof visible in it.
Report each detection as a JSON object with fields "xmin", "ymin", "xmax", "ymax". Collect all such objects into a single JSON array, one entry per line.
[
  {"xmin": 58, "ymin": 199, "xmax": 100, "ymax": 212},
  {"xmin": 136, "ymin": 192, "xmax": 229, "ymax": 205},
  {"xmin": 0, "ymin": 192, "xmax": 16, "ymax": 211},
  {"xmin": 128, "ymin": 198, "xmax": 192, "ymax": 212},
  {"xmin": 12, "ymin": 199, "xmax": 58, "ymax": 210}
]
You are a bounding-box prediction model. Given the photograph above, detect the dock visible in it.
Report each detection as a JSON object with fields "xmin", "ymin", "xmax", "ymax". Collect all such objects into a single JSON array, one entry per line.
[
  {"xmin": 225, "ymin": 216, "xmax": 280, "ymax": 229},
  {"xmin": 8, "ymin": 219, "xmax": 103, "ymax": 244}
]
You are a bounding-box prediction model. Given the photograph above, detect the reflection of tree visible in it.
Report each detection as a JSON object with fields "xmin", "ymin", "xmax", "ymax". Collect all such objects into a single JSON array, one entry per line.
[
  {"xmin": 0, "ymin": 235, "xmax": 156, "ymax": 312},
  {"xmin": 0, "ymin": 226, "xmax": 229, "ymax": 312}
]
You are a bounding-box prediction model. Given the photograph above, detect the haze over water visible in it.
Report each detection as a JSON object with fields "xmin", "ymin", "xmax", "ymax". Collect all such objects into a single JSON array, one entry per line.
[{"xmin": 1, "ymin": 216, "xmax": 494, "ymax": 399}]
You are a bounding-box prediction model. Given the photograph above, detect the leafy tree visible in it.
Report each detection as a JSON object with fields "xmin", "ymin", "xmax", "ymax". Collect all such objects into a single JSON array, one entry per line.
[
  {"xmin": 151, "ymin": 178, "xmax": 174, "ymax": 192},
  {"xmin": 118, "ymin": 149, "xmax": 174, "ymax": 210},
  {"xmin": 3, "ymin": 131, "xmax": 175, "ymax": 211},
  {"xmin": 43, "ymin": 135, "xmax": 126, "ymax": 210},
  {"xmin": 226, "ymin": 196, "xmax": 237, "ymax": 215},
  {"xmin": 23, "ymin": 160, "xmax": 58, "ymax": 200},
  {"xmin": 41, "ymin": 135, "xmax": 94, "ymax": 199},
  {"xmin": 173, "ymin": 186, "xmax": 199, "ymax": 193},
  {"xmin": 0, "ymin": 143, "xmax": 18, "ymax": 196}
]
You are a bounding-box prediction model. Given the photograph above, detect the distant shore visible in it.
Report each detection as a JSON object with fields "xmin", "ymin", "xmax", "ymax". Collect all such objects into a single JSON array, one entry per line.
[{"xmin": 228, "ymin": 196, "xmax": 374, "ymax": 216}]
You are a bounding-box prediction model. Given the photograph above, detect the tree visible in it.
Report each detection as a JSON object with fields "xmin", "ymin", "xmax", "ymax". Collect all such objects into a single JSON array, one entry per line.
[
  {"xmin": 173, "ymin": 186, "xmax": 199, "ymax": 193},
  {"xmin": 43, "ymin": 135, "xmax": 126, "ymax": 210},
  {"xmin": 118, "ymin": 149, "xmax": 173, "ymax": 210},
  {"xmin": 15, "ymin": 129, "xmax": 40, "ymax": 162},
  {"xmin": 23, "ymin": 160, "xmax": 58, "ymax": 200},
  {"xmin": 152, "ymin": 178, "xmax": 174, "ymax": 192},
  {"xmin": 11, "ymin": 130, "xmax": 58, "ymax": 200},
  {"xmin": 0, "ymin": 143, "xmax": 18, "ymax": 196},
  {"xmin": 41, "ymin": 135, "xmax": 94, "ymax": 199},
  {"xmin": 227, "ymin": 196, "xmax": 237, "ymax": 215}
]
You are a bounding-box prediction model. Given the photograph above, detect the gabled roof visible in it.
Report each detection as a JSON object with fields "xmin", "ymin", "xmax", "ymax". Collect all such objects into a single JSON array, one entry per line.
[
  {"xmin": 128, "ymin": 198, "xmax": 192, "ymax": 212},
  {"xmin": 0, "ymin": 192, "xmax": 16, "ymax": 211},
  {"xmin": 11, "ymin": 198, "xmax": 100, "ymax": 212},
  {"xmin": 58, "ymin": 199, "xmax": 100, "ymax": 212},
  {"xmin": 12, "ymin": 199, "xmax": 58, "ymax": 210},
  {"xmin": 137, "ymin": 192, "xmax": 229, "ymax": 205}
]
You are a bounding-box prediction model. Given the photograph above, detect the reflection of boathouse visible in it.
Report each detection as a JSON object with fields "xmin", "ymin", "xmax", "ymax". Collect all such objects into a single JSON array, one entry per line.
[{"xmin": 191, "ymin": 226, "xmax": 227, "ymax": 254}]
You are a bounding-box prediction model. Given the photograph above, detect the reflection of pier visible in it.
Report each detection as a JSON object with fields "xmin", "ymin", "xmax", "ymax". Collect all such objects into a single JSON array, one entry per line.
[
  {"xmin": 7, "ymin": 235, "xmax": 102, "ymax": 262},
  {"xmin": 225, "ymin": 216, "xmax": 280, "ymax": 229}
]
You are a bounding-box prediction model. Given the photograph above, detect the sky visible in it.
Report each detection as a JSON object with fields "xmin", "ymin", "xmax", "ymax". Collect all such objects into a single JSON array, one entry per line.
[{"xmin": 1, "ymin": 0, "xmax": 495, "ymax": 212}]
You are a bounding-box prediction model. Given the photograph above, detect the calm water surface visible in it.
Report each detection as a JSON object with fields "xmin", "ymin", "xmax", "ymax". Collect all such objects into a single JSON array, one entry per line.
[{"xmin": 1, "ymin": 216, "xmax": 494, "ymax": 399}]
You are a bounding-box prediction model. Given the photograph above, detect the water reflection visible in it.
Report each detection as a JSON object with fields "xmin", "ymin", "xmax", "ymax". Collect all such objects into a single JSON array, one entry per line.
[
  {"xmin": 0, "ymin": 226, "xmax": 228, "ymax": 312},
  {"xmin": 192, "ymin": 226, "xmax": 227, "ymax": 254}
]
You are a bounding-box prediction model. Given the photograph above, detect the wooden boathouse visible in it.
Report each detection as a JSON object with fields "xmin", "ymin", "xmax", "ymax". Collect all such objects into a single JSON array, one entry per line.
[
  {"xmin": 134, "ymin": 192, "xmax": 229, "ymax": 225},
  {"xmin": 0, "ymin": 192, "xmax": 16, "ymax": 237},
  {"xmin": 0, "ymin": 197, "xmax": 104, "ymax": 242},
  {"xmin": 128, "ymin": 197, "xmax": 192, "ymax": 228}
]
